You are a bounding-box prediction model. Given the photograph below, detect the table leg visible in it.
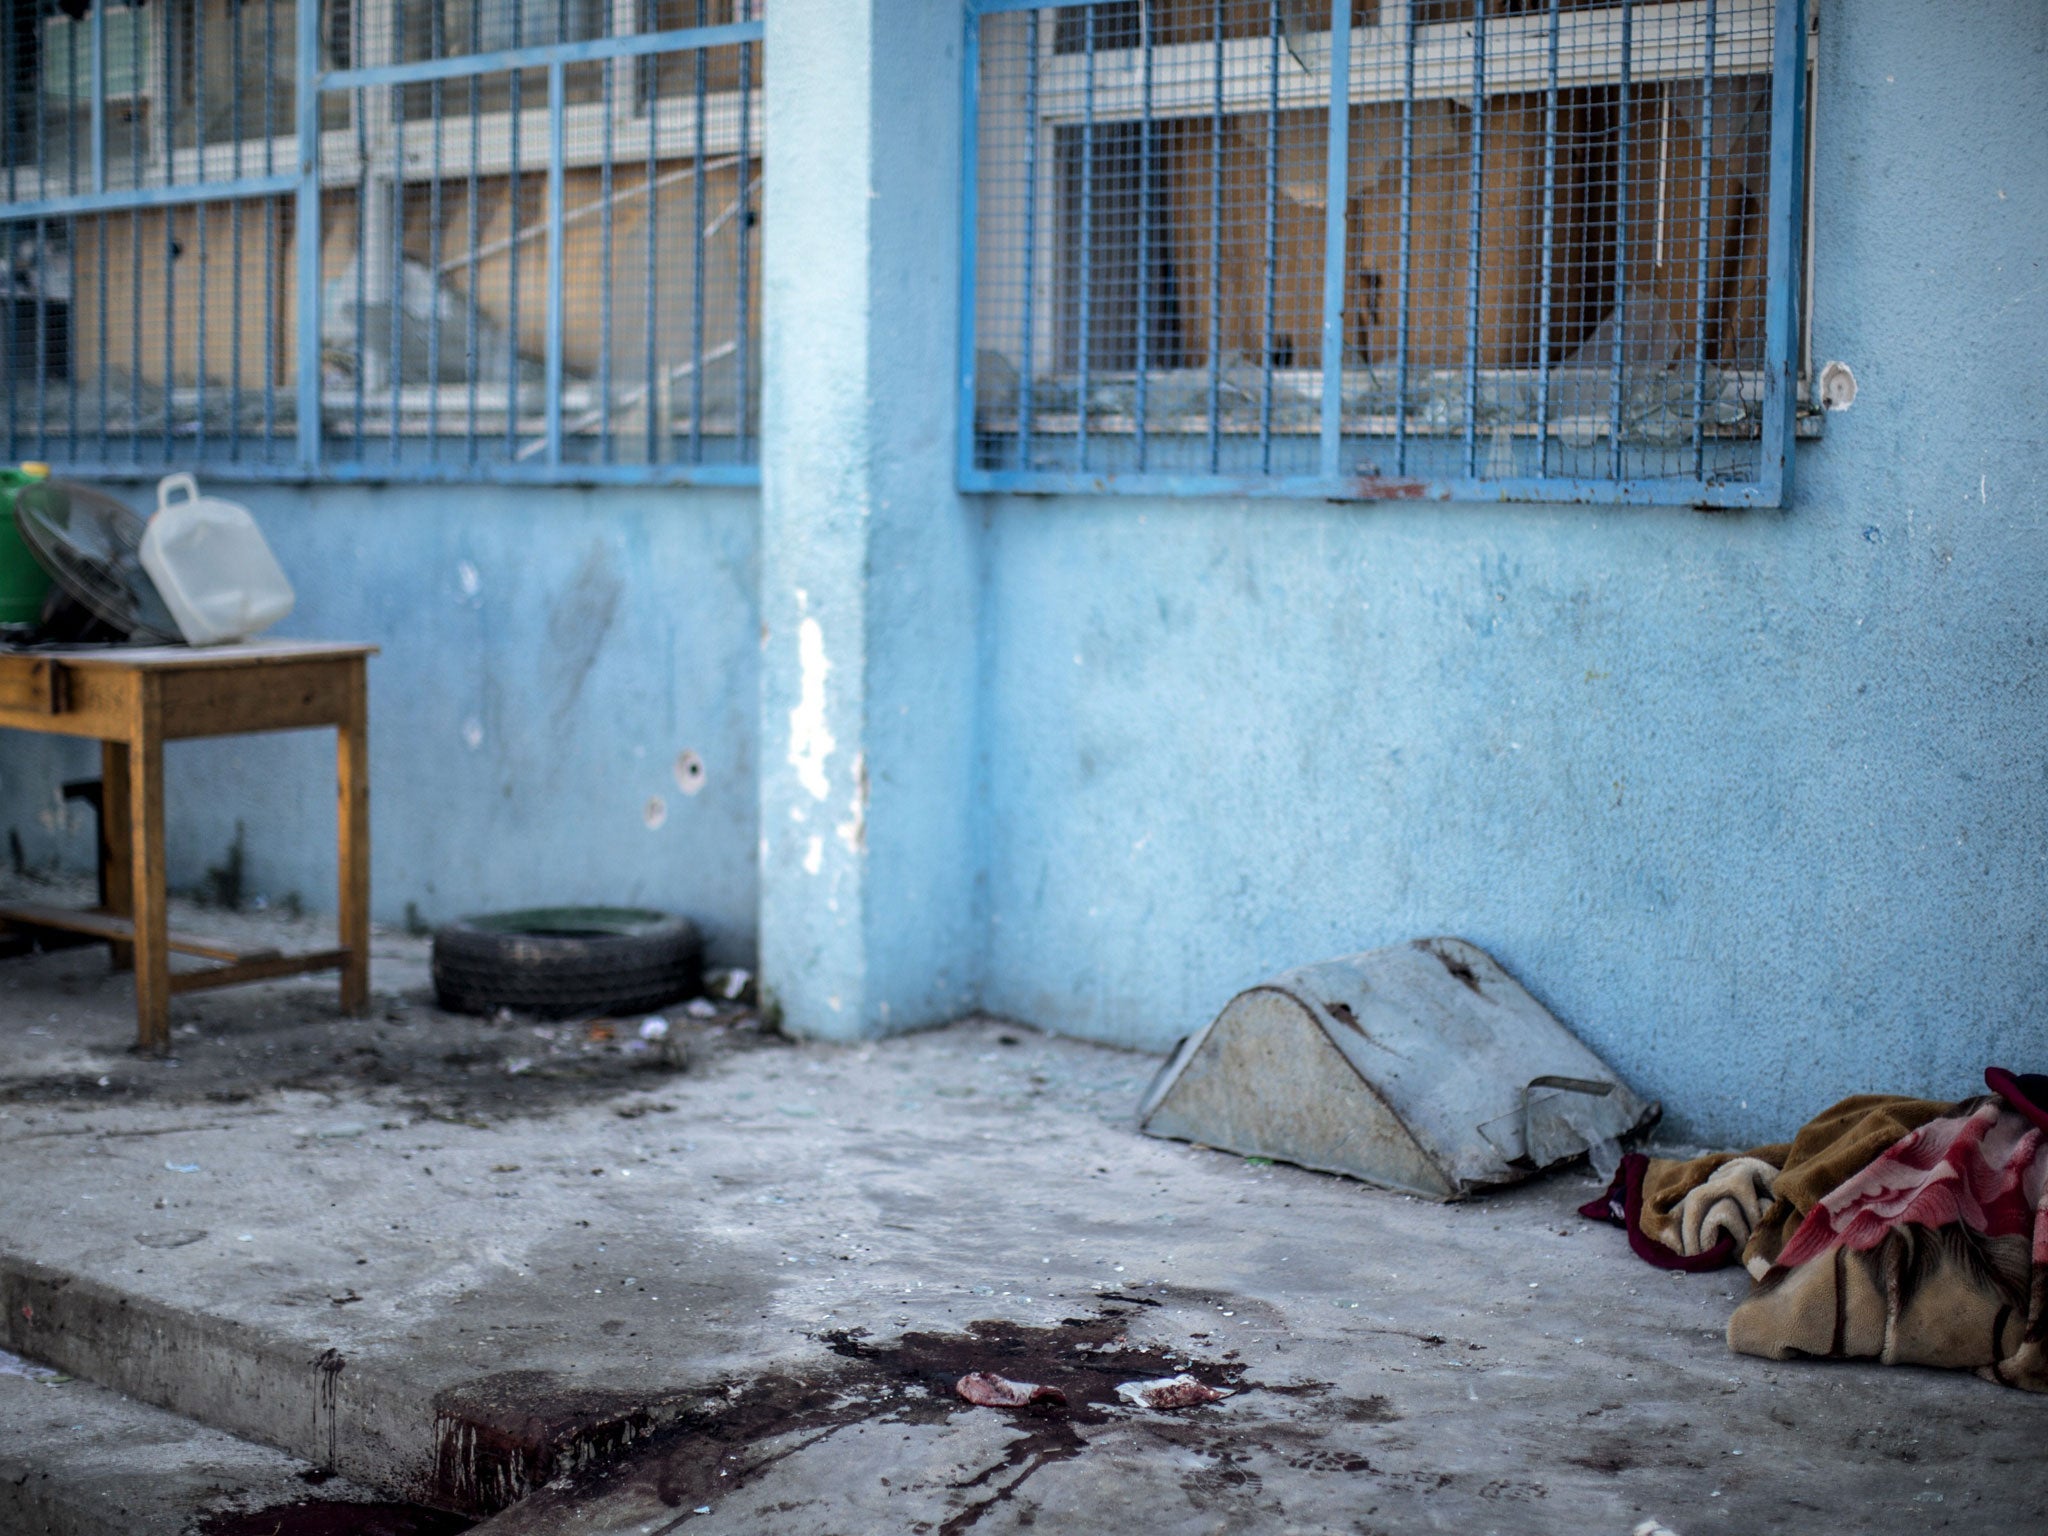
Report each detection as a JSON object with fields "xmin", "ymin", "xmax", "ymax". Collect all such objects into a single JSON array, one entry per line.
[
  {"xmin": 337, "ymin": 662, "xmax": 370, "ymax": 1016},
  {"xmin": 128, "ymin": 728, "xmax": 169, "ymax": 1054},
  {"xmin": 100, "ymin": 741, "xmax": 134, "ymax": 971}
]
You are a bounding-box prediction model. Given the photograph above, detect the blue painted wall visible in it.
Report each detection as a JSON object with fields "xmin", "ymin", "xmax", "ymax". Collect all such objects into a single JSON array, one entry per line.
[
  {"xmin": 976, "ymin": 2, "xmax": 2048, "ymax": 1144},
  {"xmin": 5, "ymin": 1, "xmax": 2039, "ymax": 1143},
  {"xmin": 0, "ymin": 484, "xmax": 761, "ymax": 965}
]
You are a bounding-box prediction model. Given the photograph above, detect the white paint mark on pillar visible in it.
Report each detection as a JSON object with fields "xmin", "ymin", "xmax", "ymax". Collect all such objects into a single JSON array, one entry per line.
[
  {"xmin": 802, "ymin": 835, "xmax": 824, "ymax": 875},
  {"xmin": 461, "ymin": 717, "xmax": 484, "ymax": 751},
  {"xmin": 457, "ymin": 561, "xmax": 482, "ymax": 599},
  {"xmin": 836, "ymin": 752, "xmax": 868, "ymax": 855},
  {"xmin": 644, "ymin": 796, "xmax": 668, "ymax": 830},
  {"xmin": 789, "ymin": 617, "xmax": 836, "ymax": 801}
]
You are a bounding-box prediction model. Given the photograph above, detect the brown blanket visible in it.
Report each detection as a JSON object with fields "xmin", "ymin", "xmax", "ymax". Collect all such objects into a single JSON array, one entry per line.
[
  {"xmin": 1638, "ymin": 1095, "xmax": 1950, "ymax": 1276},
  {"xmin": 1583, "ymin": 1072, "xmax": 2048, "ymax": 1391}
]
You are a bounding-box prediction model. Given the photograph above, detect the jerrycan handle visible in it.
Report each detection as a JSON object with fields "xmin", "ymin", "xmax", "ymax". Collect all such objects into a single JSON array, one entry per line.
[{"xmin": 155, "ymin": 473, "xmax": 200, "ymax": 514}]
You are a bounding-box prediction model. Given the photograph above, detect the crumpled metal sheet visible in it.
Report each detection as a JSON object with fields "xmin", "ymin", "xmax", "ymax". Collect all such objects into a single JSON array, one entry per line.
[{"xmin": 1137, "ymin": 938, "xmax": 1658, "ymax": 1200}]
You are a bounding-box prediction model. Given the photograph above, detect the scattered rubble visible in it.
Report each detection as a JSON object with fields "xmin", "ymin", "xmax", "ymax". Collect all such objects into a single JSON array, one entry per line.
[
  {"xmin": 0, "ymin": 1348, "xmax": 65, "ymax": 1384},
  {"xmin": 955, "ymin": 1371, "xmax": 1067, "ymax": 1408},
  {"xmin": 0, "ymin": 887, "xmax": 769, "ymax": 1123},
  {"xmin": 1114, "ymin": 1373, "xmax": 1233, "ymax": 1410}
]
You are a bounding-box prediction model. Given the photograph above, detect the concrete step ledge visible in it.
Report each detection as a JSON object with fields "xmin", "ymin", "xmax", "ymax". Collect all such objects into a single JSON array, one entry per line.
[
  {"xmin": 0, "ymin": 1250, "xmax": 696, "ymax": 1517},
  {"xmin": 0, "ymin": 1345, "xmax": 401, "ymax": 1536}
]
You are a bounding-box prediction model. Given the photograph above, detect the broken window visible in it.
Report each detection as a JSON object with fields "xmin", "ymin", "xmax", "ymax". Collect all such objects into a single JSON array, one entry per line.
[
  {"xmin": 966, "ymin": 0, "xmax": 1815, "ymax": 505},
  {"xmin": 0, "ymin": 0, "xmax": 762, "ymax": 482}
]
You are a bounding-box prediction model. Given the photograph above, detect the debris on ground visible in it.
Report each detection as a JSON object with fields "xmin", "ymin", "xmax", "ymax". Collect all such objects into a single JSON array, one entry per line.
[
  {"xmin": 1139, "ymin": 937, "xmax": 1655, "ymax": 1199},
  {"xmin": 706, "ymin": 966, "xmax": 754, "ymax": 1004},
  {"xmin": 0, "ymin": 1348, "xmax": 66, "ymax": 1384},
  {"xmin": 1114, "ymin": 1374, "xmax": 1233, "ymax": 1410},
  {"xmin": 954, "ymin": 1371, "xmax": 1067, "ymax": 1408},
  {"xmin": 1584, "ymin": 1066, "xmax": 2048, "ymax": 1391},
  {"xmin": 0, "ymin": 877, "xmax": 772, "ymax": 1125}
]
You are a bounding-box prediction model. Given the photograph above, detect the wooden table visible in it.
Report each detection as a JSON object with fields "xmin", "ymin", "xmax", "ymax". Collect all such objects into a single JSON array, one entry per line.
[{"xmin": 0, "ymin": 640, "xmax": 375, "ymax": 1053}]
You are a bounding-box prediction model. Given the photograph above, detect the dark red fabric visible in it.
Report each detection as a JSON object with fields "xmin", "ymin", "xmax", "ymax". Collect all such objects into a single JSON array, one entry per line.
[
  {"xmin": 1579, "ymin": 1153, "xmax": 1738, "ymax": 1272},
  {"xmin": 1987, "ymin": 1067, "xmax": 2048, "ymax": 1137},
  {"xmin": 1578, "ymin": 1163, "xmax": 1629, "ymax": 1226}
]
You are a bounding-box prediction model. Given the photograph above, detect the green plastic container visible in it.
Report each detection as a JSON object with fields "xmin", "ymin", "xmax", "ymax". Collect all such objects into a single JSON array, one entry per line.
[{"xmin": 0, "ymin": 464, "xmax": 57, "ymax": 625}]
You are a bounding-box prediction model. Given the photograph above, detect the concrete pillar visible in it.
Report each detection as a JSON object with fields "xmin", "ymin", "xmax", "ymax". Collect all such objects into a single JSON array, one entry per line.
[{"xmin": 757, "ymin": 0, "xmax": 981, "ymax": 1038}]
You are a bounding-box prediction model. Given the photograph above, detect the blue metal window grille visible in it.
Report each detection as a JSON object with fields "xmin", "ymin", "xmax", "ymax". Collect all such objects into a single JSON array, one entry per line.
[
  {"xmin": 0, "ymin": 0, "xmax": 762, "ymax": 485},
  {"xmin": 961, "ymin": 0, "xmax": 1811, "ymax": 506}
]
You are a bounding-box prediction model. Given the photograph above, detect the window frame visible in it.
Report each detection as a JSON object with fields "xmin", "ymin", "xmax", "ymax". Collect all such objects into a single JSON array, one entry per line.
[
  {"xmin": 0, "ymin": 0, "xmax": 763, "ymax": 486},
  {"xmin": 958, "ymin": 0, "xmax": 1813, "ymax": 508}
]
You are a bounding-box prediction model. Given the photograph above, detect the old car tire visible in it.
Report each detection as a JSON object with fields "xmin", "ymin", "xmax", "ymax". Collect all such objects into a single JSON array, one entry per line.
[{"xmin": 431, "ymin": 907, "xmax": 703, "ymax": 1018}]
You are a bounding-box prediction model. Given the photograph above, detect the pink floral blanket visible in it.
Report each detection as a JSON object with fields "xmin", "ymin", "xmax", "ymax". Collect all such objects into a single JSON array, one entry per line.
[{"xmin": 1728, "ymin": 1068, "xmax": 2048, "ymax": 1389}]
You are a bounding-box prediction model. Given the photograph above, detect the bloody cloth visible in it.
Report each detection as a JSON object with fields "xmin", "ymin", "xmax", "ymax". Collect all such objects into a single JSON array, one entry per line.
[
  {"xmin": 1580, "ymin": 1094, "xmax": 1949, "ymax": 1276},
  {"xmin": 1584, "ymin": 1070, "xmax": 2048, "ymax": 1391},
  {"xmin": 1730, "ymin": 1073, "xmax": 2048, "ymax": 1388}
]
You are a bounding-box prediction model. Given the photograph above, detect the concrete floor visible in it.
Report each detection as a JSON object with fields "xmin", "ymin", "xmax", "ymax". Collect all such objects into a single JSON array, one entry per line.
[{"xmin": 0, "ymin": 886, "xmax": 2041, "ymax": 1535}]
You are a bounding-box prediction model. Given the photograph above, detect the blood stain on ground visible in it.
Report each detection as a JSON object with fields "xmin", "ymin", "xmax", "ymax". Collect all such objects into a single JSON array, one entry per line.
[{"xmin": 199, "ymin": 1501, "xmax": 474, "ymax": 1536}]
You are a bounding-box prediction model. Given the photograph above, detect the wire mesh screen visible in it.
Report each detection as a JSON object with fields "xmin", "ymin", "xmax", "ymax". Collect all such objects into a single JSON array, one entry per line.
[
  {"xmin": 5, "ymin": 1, "xmax": 318, "ymax": 193},
  {"xmin": 1, "ymin": 0, "xmax": 761, "ymax": 483},
  {"xmin": 967, "ymin": 0, "xmax": 1803, "ymax": 503},
  {"xmin": 4, "ymin": 2, "xmax": 305, "ymax": 470}
]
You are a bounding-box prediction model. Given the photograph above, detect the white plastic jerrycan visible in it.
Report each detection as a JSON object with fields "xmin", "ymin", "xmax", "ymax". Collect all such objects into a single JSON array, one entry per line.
[{"xmin": 140, "ymin": 474, "xmax": 296, "ymax": 645}]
